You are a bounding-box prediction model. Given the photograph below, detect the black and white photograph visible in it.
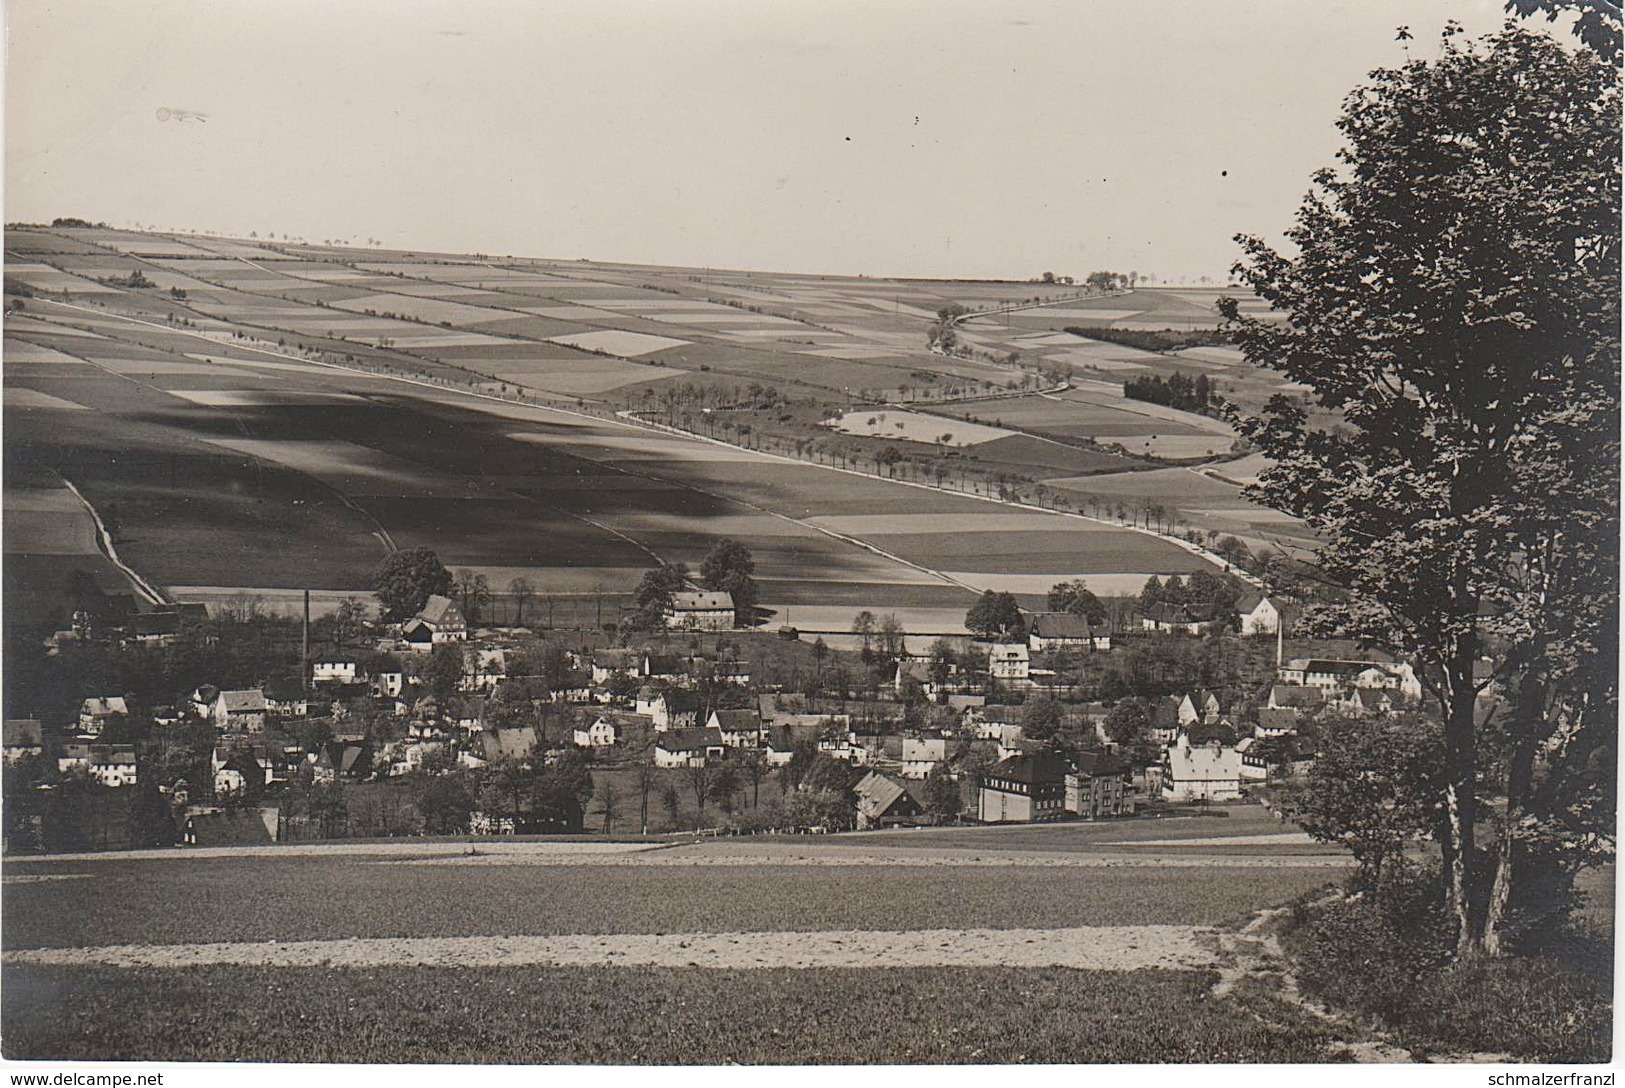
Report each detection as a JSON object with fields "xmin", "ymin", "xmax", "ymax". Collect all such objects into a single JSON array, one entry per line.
[{"xmin": 0, "ymin": 0, "xmax": 1617, "ymax": 1075}]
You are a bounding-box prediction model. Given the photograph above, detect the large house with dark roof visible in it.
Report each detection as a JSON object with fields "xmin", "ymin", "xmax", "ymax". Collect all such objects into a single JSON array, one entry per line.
[
  {"xmin": 976, "ymin": 751, "xmax": 1070, "ymax": 823},
  {"xmin": 653, "ymin": 727, "xmax": 727, "ymax": 768},
  {"xmin": 853, "ymin": 770, "xmax": 924, "ymax": 829},
  {"xmin": 1066, "ymin": 750, "xmax": 1133, "ymax": 818}
]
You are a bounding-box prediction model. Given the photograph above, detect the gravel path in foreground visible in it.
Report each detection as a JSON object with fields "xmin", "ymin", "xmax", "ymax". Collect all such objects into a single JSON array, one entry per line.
[
  {"xmin": 2, "ymin": 924, "xmax": 1220, "ymax": 971},
  {"xmin": 383, "ymin": 848, "xmax": 1349, "ymax": 869}
]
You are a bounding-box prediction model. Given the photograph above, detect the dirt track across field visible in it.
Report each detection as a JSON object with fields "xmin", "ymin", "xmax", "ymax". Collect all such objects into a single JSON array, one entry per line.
[{"xmin": 2, "ymin": 924, "xmax": 1221, "ymax": 971}]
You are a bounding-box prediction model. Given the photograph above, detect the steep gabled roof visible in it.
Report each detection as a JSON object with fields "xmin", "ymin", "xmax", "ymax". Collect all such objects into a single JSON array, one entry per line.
[
  {"xmin": 711, "ymin": 709, "xmax": 761, "ymax": 732},
  {"xmin": 1029, "ymin": 613, "xmax": 1095, "ymax": 639},
  {"xmin": 1269, "ymin": 683, "xmax": 1325, "ymax": 709},
  {"xmin": 984, "ymin": 750, "xmax": 1070, "ymax": 785},
  {"xmin": 660, "ymin": 689, "xmax": 701, "ymax": 713},
  {"xmin": 131, "ymin": 611, "xmax": 181, "ymax": 636},
  {"xmin": 854, "ymin": 771, "xmax": 918, "ymax": 820},
  {"xmin": 218, "ymin": 689, "xmax": 268, "ymax": 713},
  {"xmin": 656, "ymin": 726, "xmax": 726, "ymax": 753},
  {"xmin": 417, "ymin": 595, "xmax": 463, "ymax": 627}
]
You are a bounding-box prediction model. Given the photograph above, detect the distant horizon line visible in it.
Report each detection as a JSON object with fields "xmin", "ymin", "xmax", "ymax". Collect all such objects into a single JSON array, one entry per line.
[{"xmin": 8, "ymin": 217, "xmax": 1239, "ymax": 288}]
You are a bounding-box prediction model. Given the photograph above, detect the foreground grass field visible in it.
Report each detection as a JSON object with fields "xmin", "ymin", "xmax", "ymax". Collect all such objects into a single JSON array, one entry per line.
[
  {"xmin": 2, "ymin": 964, "xmax": 1339, "ymax": 1064},
  {"xmin": 2, "ymin": 852, "xmax": 1338, "ymax": 948}
]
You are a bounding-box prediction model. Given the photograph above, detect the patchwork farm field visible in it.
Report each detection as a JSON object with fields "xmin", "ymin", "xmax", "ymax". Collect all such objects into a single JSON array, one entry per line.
[
  {"xmin": 4, "ymin": 226, "xmax": 1297, "ymax": 634},
  {"xmin": 1, "ymin": 826, "xmax": 1350, "ymax": 1064}
]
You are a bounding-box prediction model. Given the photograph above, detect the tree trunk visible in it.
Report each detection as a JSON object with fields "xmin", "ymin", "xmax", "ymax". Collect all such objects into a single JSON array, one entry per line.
[
  {"xmin": 1441, "ymin": 643, "xmax": 1482, "ymax": 957},
  {"xmin": 1484, "ymin": 672, "xmax": 1545, "ymax": 956}
]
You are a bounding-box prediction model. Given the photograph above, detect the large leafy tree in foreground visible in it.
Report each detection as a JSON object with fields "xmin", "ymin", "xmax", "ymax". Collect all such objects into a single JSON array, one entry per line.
[{"xmin": 1222, "ymin": 24, "xmax": 1619, "ymax": 956}]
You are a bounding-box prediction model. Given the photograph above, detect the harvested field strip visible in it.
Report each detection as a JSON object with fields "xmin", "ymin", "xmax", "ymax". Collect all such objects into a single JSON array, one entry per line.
[
  {"xmin": 3, "ymin": 925, "xmax": 1219, "ymax": 971},
  {"xmin": 2, "ymin": 860, "xmax": 1340, "ymax": 948},
  {"xmin": 2, "ymin": 964, "xmax": 1339, "ymax": 1063}
]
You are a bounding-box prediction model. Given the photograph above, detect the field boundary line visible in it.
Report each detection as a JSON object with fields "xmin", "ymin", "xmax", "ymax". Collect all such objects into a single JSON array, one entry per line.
[
  {"xmin": 52, "ymin": 473, "xmax": 169, "ymax": 606},
  {"xmin": 619, "ymin": 412, "xmax": 1260, "ymax": 587}
]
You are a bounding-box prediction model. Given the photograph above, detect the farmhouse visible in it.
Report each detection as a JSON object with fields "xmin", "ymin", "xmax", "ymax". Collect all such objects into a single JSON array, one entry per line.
[
  {"xmin": 212, "ymin": 746, "xmax": 269, "ymax": 798},
  {"xmin": 1066, "ymin": 751, "xmax": 1133, "ymax": 818},
  {"xmin": 1277, "ymin": 658, "xmax": 1422, "ymax": 701},
  {"xmin": 648, "ymin": 690, "xmax": 701, "ymax": 732},
  {"xmin": 994, "ymin": 724, "xmax": 1025, "ymax": 761},
  {"xmin": 665, "ymin": 591, "xmax": 735, "ymax": 631},
  {"xmin": 1253, "ymin": 707, "xmax": 1300, "ymax": 736},
  {"xmin": 1140, "ymin": 603, "xmax": 1218, "ymax": 636},
  {"xmin": 212, "ymin": 689, "xmax": 268, "ymax": 732},
  {"xmin": 403, "ymin": 594, "xmax": 467, "ymax": 648},
  {"xmin": 1149, "ymin": 694, "xmax": 1199, "ymax": 743},
  {"xmin": 4, "ymin": 719, "xmax": 44, "ymax": 763},
  {"xmin": 591, "ymin": 649, "xmax": 638, "ymax": 684},
  {"xmin": 763, "ymin": 727, "xmax": 798, "ymax": 767},
  {"xmin": 977, "ymin": 750, "xmax": 1069, "ymax": 823},
  {"xmin": 78, "ymin": 696, "xmax": 128, "ymax": 736},
  {"xmin": 653, "ymin": 727, "xmax": 726, "ymax": 768},
  {"xmin": 58, "ymin": 743, "xmax": 138, "ymax": 787},
  {"xmin": 641, "ymin": 654, "xmax": 685, "ymax": 682},
  {"xmin": 1235, "ymin": 593, "xmax": 1298, "ymax": 636},
  {"xmin": 573, "ymin": 717, "xmax": 618, "ymax": 748},
  {"xmin": 1268, "ymin": 683, "xmax": 1325, "ymax": 712},
  {"xmin": 758, "ymin": 693, "xmax": 810, "ymax": 726},
  {"xmin": 314, "ymin": 742, "xmax": 372, "ymax": 783},
  {"xmin": 900, "ymin": 736, "xmax": 948, "ymax": 779},
  {"xmin": 711, "ymin": 659, "xmax": 752, "ymax": 686},
  {"xmin": 1162, "ymin": 733, "xmax": 1242, "ymax": 802},
  {"xmin": 260, "ymin": 678, "xmax": 310, "ymax": 719},
  {"xmin": 129, "ymin": 611, "xmax": 181, "ymax": 645},
  {"xmin": 707, "ymin": 708, "xmax": 763, "ymax": 748},
  {"xmin": 853, "ymin": 771, "xmax": 924, "ymax": 829},
  {"xmin": 1027, "ymin": 613, "xmax": 1111, "ymax": 652}
]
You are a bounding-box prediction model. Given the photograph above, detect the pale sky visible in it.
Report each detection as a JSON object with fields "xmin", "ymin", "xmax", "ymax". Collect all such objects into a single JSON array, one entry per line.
[{"xmin": 6, "ymin": 0, "xmax": 1507, "ymax": 280}]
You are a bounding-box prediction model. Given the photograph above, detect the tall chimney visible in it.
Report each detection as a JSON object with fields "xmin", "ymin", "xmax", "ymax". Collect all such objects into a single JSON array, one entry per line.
[{"xmin": 302, "ymin": 589, "xmax": 311, "ymax": 690}]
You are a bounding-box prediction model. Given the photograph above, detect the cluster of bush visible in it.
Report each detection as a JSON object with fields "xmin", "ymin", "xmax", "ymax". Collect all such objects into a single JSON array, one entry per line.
[
  {"xmin": 1121, "ymin": 371, "xmax": 1215, "ymax": 413},
  {"xmin": 1282, "ymin": 865, "xmax": 1612, "ymax": 1061}
]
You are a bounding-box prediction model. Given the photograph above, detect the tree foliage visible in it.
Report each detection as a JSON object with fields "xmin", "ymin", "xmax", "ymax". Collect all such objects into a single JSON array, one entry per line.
[
  {"xmin": 1221, "ymin": 24, "xmax": 1619, "ymax": 955},
  {"xmin": 371, "ymin": 547, "xmax": 453, "ymax": 621},
  {"xmin": 700, "ymin": 538, "xmax": 758, "ymax": 627},
  {"xmin": 1046, "ymin": 580, "xmax": 1107, "ymax": 625},
  {"xmin": 965, "ymin": 591, "xmax": 1025, "ymax": 639},
  {"xmin": 631, "ymin": 562, "xmax": 688, "ymax": 627},
  {"xmin": 1290, "ymin": 714, "xmax": 1446, "ymax": 890}
]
